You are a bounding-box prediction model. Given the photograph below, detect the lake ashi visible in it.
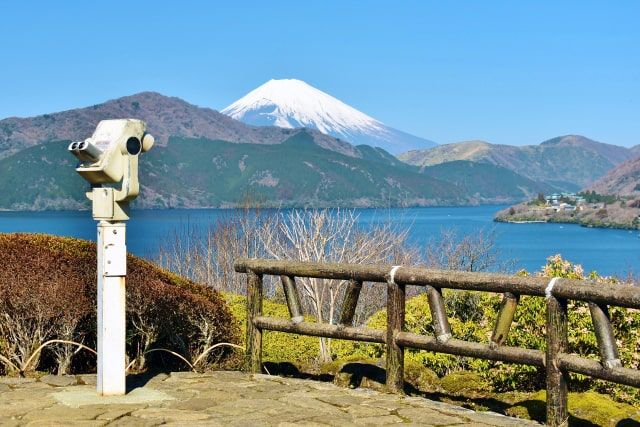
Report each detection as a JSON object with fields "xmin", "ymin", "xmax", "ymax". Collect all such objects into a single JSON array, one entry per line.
[{"xmin": 1, "ymin": 205, "xmax": 638, "ymax": 277}]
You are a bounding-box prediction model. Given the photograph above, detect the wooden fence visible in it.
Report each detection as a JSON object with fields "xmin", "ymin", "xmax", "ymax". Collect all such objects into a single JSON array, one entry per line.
[{"xmin": 234, "ymin": 258, "xmax": 640, "ymax": 426}]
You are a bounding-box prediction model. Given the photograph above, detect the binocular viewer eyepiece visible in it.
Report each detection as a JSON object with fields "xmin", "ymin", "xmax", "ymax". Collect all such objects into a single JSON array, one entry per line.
[
  {"xmin": 68, "ymin": 119, "xmax": 154, "ymax": 221},
  {"xmin": 69, "ymin": 140, "xmax": 104, "ymax": 163}
]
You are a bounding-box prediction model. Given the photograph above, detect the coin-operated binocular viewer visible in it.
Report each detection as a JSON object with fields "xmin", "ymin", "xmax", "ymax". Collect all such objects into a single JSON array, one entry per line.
[{"xmin": 69, "ymin": 119, "xmax": 154, "ymax": 396}]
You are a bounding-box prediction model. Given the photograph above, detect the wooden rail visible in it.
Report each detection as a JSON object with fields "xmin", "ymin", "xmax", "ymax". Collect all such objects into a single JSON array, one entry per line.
[{"xmin": 234, "ymin": 258, "xmax": 640, "ymax": 426}]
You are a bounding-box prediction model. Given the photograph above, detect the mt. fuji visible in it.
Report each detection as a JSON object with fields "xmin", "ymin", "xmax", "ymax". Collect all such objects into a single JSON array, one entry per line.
[{"xmin": 222, "ymin": 79, "xmax": 437, "ymax": 154}]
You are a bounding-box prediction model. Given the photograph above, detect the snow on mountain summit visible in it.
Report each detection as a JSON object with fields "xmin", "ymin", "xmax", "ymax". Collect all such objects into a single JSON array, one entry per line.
[
  {"xmin": 222, "ymin": 79, "xmax": 436, "ymax": 154},
  {"xmin": 223, "ymin": 79, "xmax": 379, "ymax": 133}
]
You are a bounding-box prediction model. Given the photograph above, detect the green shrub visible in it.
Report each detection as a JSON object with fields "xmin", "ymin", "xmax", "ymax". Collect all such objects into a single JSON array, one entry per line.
[
  {"xmin": 224, "ymin": 293, "xmax": 319, "ymax": 366},
  {"xmin": 440, "ymin": 371, "xmax": 490, "ymax": 394},
  {"xmin": 332, "ymin": 254, "xmax": 640, "ymax": 404},
  {"xmin": 507, "ymin": 390, "xmax": 640, "ymax": 426}
]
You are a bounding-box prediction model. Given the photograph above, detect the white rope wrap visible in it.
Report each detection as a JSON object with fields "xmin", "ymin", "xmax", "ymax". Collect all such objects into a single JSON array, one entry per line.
[
  {"xmin": 388, "ymin": 265, "xmax": 402, "ymax": 285},
  {"xmin": 545, "ymin": 277, "xmax": 559, "ymax": 299},
  {"xmin": 437, "ymin": 332, "xmax": 452, "ymax": 343}
]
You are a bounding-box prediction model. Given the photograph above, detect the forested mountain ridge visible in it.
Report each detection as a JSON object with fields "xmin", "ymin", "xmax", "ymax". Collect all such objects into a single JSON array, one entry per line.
[
  {"xmin": 0, "ymin": 92, "xmax": 359, "ymax": 159},
  {"xmin": 0, "ymin": 133, "xmax": 553, "ymax": 210},
  {"xmin": 399, "ymin": 135, "xmax": 636, "ymax": 191}
]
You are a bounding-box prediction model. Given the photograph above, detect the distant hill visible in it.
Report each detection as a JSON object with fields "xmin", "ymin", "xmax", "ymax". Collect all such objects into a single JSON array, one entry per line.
[
  {"xmin": 0, "ymin": 131, "xmax": 554, "ymax": 210},
  {"xmin": 138, "ymin": 132, "xmax": 456, "ymax": 208},
  {"xmin": 631, "ymin": 145, "xmax": 640, "ymax": 157},
  {"xmin": 590, "ymin": 156, "xmax": 640, "ymax": 196},
  {"xmin": 0, "ymin": 141, "xmax": 86, "ymax": 210},
  {"xmin": 0, "ymin": 132, "xmax": 463, "ymax": 210},
  {"xmin": 0, "ymin": 92, "xmax": 359, "ymax": 159},
  {"xmin": 421, "ymin": 161, "xmax": 556, "ymax": 202},
  {"xmin": 222, "ymin": 79, "xmax": 437, "ymax": 154},
  {"xmin": 0, "ymin": 91, "xmax": 571, "ymax": 210},
  {"xmin": 399, "ymin": 135, "xmax": 635, "ymax": 191}
]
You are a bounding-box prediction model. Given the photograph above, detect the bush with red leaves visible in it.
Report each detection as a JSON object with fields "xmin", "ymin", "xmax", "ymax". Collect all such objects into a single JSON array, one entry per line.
[{"xmin": 0, "ymin": 233, "xmax": 239, "ymax": 375}]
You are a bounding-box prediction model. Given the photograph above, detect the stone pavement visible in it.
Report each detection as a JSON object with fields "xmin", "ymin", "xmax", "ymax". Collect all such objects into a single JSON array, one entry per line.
[{"xmin": 0, "ymin": 371, "xmax": 539, "ymax": 426}]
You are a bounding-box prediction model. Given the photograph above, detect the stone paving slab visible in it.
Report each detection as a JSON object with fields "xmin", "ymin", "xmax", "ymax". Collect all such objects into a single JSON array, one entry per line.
[{"xmin": 0, "ymin": 371, "xmax": 539, "ymax": 426}]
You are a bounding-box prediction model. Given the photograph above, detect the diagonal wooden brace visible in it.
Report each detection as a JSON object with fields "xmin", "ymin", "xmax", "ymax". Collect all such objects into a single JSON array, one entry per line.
[
  {"xmin": 426, "ymin": 286, "xmax": 452, "ymax": 342},
  {"xmin": 281, "ymin": 275, "xmax": 304, "ymax": 324},
  {"xmin": 588, "ymin": 302, "xmax": 622, "ymax": 369},
  {"xmin": 339, "ymin": 280, "xmax": 363, "ymax": 326},
  {"xmin": 490, "ymin": 292, "xmax": 520, "ymax": 348}
]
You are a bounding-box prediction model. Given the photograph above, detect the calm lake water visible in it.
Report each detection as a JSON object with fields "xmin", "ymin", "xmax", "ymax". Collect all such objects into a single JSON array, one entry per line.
[{"xmin": 1, "ymin": 205, "xmax": 638, "ymax": 276}]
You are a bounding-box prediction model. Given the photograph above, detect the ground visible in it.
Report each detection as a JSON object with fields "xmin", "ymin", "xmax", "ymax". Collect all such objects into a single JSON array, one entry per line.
[{"xmin": 0, "ymin": 371, "xmax": 539, "ymax": 426}]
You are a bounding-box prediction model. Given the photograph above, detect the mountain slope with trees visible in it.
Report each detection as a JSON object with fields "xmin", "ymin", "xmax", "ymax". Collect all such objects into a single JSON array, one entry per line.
[
  {"xmin": 399, "ymin": 136, "xmax": 636, "ymax": 191},
  {"xmin": 0, "ymin": 92, "xmax": 587, "ymax": 210},
  {"xmin": 0, "ymin": 92, "xmax": 359, "ymax": 159},
  {"xmin": 0, "ymin": 132, "xmax": 462, "ymax": 209},
  {"xmin": 421, "ymin": 161, "xmax": 556, "ymax": 202},
  {"xmin": 590, "ymin": 156, "xmax": 640, "ymax": 196},
  {"xmin": 0, "ymin": 132, "xmax": 556, "ymax": 210}
]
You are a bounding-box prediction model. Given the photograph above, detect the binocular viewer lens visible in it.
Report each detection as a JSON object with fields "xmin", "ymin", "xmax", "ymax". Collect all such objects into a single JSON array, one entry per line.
[{"xmin": 68, "ymin": 140, "xmax": 103, "ymax": 163}]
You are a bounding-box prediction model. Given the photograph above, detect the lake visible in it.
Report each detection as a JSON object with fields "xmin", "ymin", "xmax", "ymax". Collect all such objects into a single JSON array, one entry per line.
[{"xmin": 1, "ymin": 205, "xmax": 638, "ymax": 276}]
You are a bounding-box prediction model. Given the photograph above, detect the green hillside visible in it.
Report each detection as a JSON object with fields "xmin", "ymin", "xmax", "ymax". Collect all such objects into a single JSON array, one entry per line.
[
  {"xmin": 422, "ymin": 160, "xmax": 556, "ymax": 201},
  {"xmin": 138, "ymin": 132, "xmax": 462, "ymax": 208},
  {"xmin": 0, "ymin": 132, "xmax": 557, "ymax": 210},
  {"xmin": 0, "ymin": 133, "xmax": 461, "ymax": 210},
  {"xmin": 0, "ymin": 141, "xmax": 86, "ymax": 210},
  {"xmin": 399, "ymin": 136, "xmax": 635, "ymax": 191}
]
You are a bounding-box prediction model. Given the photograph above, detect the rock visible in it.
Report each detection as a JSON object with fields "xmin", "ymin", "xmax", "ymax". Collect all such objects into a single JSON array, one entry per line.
[
  {"xmin": 354, "ymin": 414, "xmax": 403, "ymax": 425},
  {"xmin": 40, "ymin": 374, "xmax": 78, "ymax": 387},
  {"xmin": 96, "ymin": 407, "xmax": 136, "ymax": 421},
  {"xmin": 78, "ymin": 374, "xmax": 97, "ymax": 386},
  {"xmin": 0, "ymin": 370, "xmax": 552, "ymax": 426},
  {"xmin": 396, "ymin": 407, "xmax": 464, "ymax": 425},
  {"xmin": 0, "ymin": 377, "xmax": 36, "ymax": 385},
  {"xmin": 20, "ymin": 405, "xmax": 108, "ymax": 422},
  {"xmin": 130, "ymin": 407, "xmax": 212, "ymax": 422}
]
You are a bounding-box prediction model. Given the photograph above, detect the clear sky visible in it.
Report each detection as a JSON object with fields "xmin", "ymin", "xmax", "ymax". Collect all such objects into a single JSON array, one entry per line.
[{"xmin": 1, "ymin": 1, "xmax": 638, "ymax": 147}]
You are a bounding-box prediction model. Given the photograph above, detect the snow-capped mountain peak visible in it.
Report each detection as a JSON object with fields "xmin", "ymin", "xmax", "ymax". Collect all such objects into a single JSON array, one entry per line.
[{"xmin": 222, "ymin": 79, "xmax": 436, "ymax": 154}]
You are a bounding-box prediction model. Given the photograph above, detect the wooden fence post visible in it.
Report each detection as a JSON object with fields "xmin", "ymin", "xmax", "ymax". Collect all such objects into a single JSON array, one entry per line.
[
  {"xmin": 546, "ymin": 294, "xmax": 569, "ymax": 426},
  {"xmin": 246, "ymin": 269, "xmax": 263, "ymax": 373},
  {"xmin": 386, "ymin": 280, "xmax": 405, "ymax": 394}
]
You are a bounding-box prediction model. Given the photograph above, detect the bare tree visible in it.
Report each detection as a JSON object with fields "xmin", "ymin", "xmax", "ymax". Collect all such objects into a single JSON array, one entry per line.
[
  {"xmin": 257, "ymin": 209, "xmax": 414, "ymax": 361},
  {"xmin": 158, "ymin": 208, "xmax": 279, "ymax": 295},
  {"xmin": 158, "ymin": 210, "xmax": 514, "ymax": 363},
  {"xmin": 426, "ymin": 227, "xmax": 507, "ymax": 272}
]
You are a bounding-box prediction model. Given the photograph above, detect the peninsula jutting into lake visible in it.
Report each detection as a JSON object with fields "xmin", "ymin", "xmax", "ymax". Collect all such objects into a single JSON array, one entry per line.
[{"xmin": 495, "ymin": 191, "xmax": 640, "ymax": 230}]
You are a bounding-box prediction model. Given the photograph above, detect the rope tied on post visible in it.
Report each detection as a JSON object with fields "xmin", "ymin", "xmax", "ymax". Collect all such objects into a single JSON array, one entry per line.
[
  {"xmin": 388, "ymin": 265, "xmax": 402, "ymax": 285},
  {"xmin": 545, "ymin": 277, "xmax": 560, "ymax": 299}
]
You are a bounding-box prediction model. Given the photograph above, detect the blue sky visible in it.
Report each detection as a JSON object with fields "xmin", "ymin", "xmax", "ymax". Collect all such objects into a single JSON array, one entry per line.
[{"xmin": 1, "ymin": 1, "xmax": 638, "ymax": 147}]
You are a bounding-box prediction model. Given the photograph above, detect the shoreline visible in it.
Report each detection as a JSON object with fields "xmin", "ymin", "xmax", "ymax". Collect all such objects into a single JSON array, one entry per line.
[
  {"xmin": 495, "ymin": 206, "xmax": 640, "ymax": 231},
  {"xmin": 0, "ymin": 202, "xmax": 513, "ymax": 214},
  {"xmin": 495, "ymin": 218, "xmax": 640, "ymax": 230}
]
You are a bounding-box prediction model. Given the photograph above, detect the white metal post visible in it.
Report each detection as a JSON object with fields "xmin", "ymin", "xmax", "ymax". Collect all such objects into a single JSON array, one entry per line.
[{"xmin": 97, "ymin": 221, "xmax": 127, "ymax": 396}]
